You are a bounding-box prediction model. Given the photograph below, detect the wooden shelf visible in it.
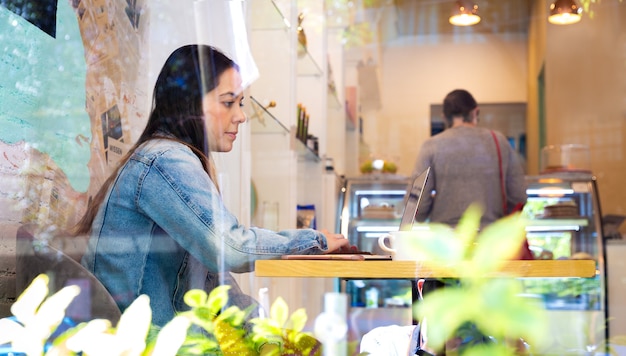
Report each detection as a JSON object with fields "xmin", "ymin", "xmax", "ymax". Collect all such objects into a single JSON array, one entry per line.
[{"xmin": 255, "ymin": 259, "xmax": 597, "ymax": 279}]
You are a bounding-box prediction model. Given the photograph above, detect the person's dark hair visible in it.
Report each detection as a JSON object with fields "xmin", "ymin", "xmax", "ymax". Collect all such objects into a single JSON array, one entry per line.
[
  {"xmin": 442, "ymin": 89, "xmax": 477, "ymax": 126},
  {"xmin": 143, "ymin": 44, "xmax": 239, "ymax": 155},
  {"xmin": 73, "ymin": 44, "xmax": 238, "ymax": 236}
]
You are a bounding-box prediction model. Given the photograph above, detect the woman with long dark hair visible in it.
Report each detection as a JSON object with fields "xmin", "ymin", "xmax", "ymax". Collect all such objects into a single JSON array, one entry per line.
[{"xmin": 74, "ymin": 44, "xmax": 349, "ymax": 329}]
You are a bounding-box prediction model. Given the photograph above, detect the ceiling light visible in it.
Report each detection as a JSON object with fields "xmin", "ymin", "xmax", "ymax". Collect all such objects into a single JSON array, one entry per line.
[
  {"xmin": 449, "ymin": 1, "xmax": 481, "ymax": 26},
  {"xmin": 549, "ymin": 0, "xmax": 582, "ymax": 25}
]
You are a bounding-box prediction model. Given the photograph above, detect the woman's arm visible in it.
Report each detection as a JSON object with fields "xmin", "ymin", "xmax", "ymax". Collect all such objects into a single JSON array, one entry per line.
[{"xmin": 137, "ymin": 145, "xmax": 331, "ymax": 273}]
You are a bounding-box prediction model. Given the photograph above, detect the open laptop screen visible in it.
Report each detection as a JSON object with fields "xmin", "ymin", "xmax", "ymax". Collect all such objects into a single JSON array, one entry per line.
[
  {"xmin": 399, "ymin": 167, "xmax": 431, "ymax": 231},
  {"xmin": 281, "ymin": 167, "xmax": 431, "ymax": 260}
]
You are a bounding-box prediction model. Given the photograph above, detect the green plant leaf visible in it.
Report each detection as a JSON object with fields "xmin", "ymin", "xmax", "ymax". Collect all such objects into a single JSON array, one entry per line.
[
  {"xmin": 454, "ymin": 203, "xmax": 482, "ymax": 256},
  {"xmin": 251, "ymin": 319, "xmax": 283, "ymax": 336},
  {"xmin": 179, "ymin": 341, "xmax": 220, "ymax": 356},
  {"xmin": 472, "ymin": 280, "xmax": 548, "ymax": 344},
  {"xmin": 462, "ymin": 343, "xmax": 517, "ymax": 356},
  {"xmin": 269, "ymin": 297, "xmax": 289, "ymax": 327},
  {"xmin": 407, "ymin": 223, "xmax": 464, "ymax": 263},
  {"xmin": 213, "ymin": 318, "xmax": 254, "ymax": 355},
  {"xmin": 184, "ymin": 289, "xmax": 208, "ymax": 308},
  {"xmin": 291, "ymin": 332, "xmax": 321, "ymax": 355},
  {"xmin": 287, "ymin": 308, "xmax": 307, "ymax": 332},
  {"xmin": 179, "ymin": 332, "xmax": 221, "ymax": 355},
  {"xmin": 471, "ymin": 213, "xmax": 527, "ymax": 273},
  {"xmin": 412, "ymin": 207, "xmax": 550, "ymax": 355},
  {"xmin": 178, "ymin": 307, "xmax": 214, "ymax": 332},
  {"xmin": 416, "ymin": 288, "xmax": 477, "ymax": 349},
  {"xmin": 206, "ymin": 285, "xmax": 232, "ymax": 316}
]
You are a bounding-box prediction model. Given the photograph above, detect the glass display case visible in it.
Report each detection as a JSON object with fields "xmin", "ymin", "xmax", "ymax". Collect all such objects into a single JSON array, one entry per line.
[
  {"xmin": 335, "ymin": 174, "xmax": 414, "ymax": 341},
  {"xmin": 336, "ymin": 174, "xmax": 409, "ymax": 256},
  {"xmin": 336, "ymin": 171, "xmax": 608, "ymax": 352},
  {"xmin": 522, "ymin": 171, "xmax": 608, "ymax": 354}
]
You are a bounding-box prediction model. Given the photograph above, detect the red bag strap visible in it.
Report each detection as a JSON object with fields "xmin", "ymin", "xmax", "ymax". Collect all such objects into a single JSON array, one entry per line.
[
  {"xmin": 491, "ymin": 130, "xmax": 507, "ymax": 214},
  {"xmin": 491, "ymin": 132, "xmax": 533, "ymax": 260}
]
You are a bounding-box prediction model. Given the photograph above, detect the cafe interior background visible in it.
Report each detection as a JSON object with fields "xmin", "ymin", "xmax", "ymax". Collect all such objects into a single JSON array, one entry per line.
[{"xmin": 1, "ymin": 0, "xmax": 626, "ymax": 353}]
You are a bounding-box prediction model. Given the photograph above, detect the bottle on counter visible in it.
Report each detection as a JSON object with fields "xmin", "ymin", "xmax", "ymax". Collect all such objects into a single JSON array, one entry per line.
[{"xmin": 365, "ymin": 286, "xmax": 379, "ymax": 309}]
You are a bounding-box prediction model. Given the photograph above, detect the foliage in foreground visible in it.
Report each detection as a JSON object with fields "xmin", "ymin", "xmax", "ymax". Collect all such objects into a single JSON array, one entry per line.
[
  {"xmin": 407, "ymin": 204, "xmax": 549, "ymax": 355},
  {"xmin": 0, "ymin": 274, "xmax": 320, "ymax": 355}
]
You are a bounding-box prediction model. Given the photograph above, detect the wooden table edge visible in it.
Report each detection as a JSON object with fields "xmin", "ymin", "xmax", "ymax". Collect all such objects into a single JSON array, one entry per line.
[{"xmin": 254, "ymin": 259, "xmax": 597, "ymax": 279}]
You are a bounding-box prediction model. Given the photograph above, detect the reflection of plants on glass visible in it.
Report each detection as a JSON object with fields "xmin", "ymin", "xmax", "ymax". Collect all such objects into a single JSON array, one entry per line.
[
  {"xmin": 578, "ymin": 0, "xmax": 614, "ymax": 20},
  {"xmin": 0, "ymin": 274, "xmax": 322, "ymax": 355},
  {"xmin": 407, "ymin": 205, "xmax": 549, "ymax": 354},
  {"xmin": 526, "ymin": 231, "xmax": 571, "ymax": 259},
  {"xmin": 522, "ymin": 197, "xmax": 573, "ymax": 219},
  {"xmin": 341, "ymin": 22, "xmax": 374, "ymax": 47},
  {"xmin": 521, "ymin": 277, "xmax": 602, "ymax": 308}
]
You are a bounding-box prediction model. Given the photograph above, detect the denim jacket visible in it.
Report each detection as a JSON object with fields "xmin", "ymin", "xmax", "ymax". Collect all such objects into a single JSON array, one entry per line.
[{"xmin": 81, "ymin": 138, "xmax": 329, "ymax": 326}]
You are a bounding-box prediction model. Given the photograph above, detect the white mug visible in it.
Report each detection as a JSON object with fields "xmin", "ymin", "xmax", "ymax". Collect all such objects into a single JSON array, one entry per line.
[{"xmin": 377, "ymin": 231, "xmax": 419, "ymax": 261}]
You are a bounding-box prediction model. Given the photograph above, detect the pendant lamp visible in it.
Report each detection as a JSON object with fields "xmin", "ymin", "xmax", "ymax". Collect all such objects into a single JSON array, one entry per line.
[
  {"xmin": 449, "ymin": 0, "xmax": 481, "ymax": 26},
  {"xmin": 548, "ymin": 0, "xmax": 582, "ymax": 25}
]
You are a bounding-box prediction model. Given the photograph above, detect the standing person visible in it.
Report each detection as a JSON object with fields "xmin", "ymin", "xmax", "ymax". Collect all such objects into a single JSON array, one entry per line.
[
  {"xmin": 73, "ymin": 44, "xmax": 350, "ymax": 329},
  {"xmin": 361, "ymin": 90, "xmax": 530, "ymax": 356},
  {"xmin": 413, "ymin": 89, "xmax": 527, "ymax": 228}
]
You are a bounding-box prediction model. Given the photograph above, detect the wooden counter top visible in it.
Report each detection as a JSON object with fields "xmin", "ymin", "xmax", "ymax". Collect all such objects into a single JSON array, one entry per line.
[{"xmin": 254, "ymin": 259, "xmax": 597, "ymax": 279}]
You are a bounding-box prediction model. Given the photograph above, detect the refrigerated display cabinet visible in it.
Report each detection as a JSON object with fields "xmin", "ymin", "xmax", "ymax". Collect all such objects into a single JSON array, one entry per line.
[
  {"xmin": 336, "ymin": 174, "xmax": 410, "ymax": 252},
  {"xmin": 522, "ymin": 171, "xmax": 608, "ymax": 354},
  {"xmin": 336, "ymin": 171, "xmax": 608, "ymax": 353},
  {"xmin": 335, "ymin": 174, "xmax": 414, "ymax": 339}
]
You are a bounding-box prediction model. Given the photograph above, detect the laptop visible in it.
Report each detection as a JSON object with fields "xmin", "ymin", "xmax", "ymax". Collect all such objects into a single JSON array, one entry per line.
[
  {"xmin": 282, "ymin": 167, "xmax": 431, "ymax": 261},
  {"xmin": 399, "ymin": 166, "xmax": 431, "ymax": 232}
]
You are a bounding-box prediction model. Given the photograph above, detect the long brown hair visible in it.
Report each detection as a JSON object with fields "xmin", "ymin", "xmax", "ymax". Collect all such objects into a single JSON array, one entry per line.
[{"xmin": 73, "ymin": 45, "xmax": 238, "ymax": 235}]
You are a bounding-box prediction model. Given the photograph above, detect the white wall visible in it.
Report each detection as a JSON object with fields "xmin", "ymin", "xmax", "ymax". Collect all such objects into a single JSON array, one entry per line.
[
  {"xmin": 353, "ymin": 32, "xmax": 528, "ymax": 177},
  {"xmin": 545, "ymin": 0, "xmax": 626, "ymax": 219}
]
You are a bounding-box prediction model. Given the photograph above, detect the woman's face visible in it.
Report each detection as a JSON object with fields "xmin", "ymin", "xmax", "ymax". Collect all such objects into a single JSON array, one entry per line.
[{"xmin": 202, "ymin": 67, "xmax": 246, "ymax": 152}]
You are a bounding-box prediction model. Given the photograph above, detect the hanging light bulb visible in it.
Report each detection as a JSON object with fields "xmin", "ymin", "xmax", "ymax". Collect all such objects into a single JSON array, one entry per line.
[
  {"xmin": 449, "ymin": 0, "xmax": 481, "ymax": 26},
  {"xmin": 548, "ymin": 0, "xmax": 582, "ymax": 25}
]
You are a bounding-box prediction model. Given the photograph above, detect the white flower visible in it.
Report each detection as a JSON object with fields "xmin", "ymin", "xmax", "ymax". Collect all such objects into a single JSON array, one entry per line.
[
  {"xmin": 115, "ymin": 294, "xmax": 152, "ymax": 354},
  {"xmin": 0, "ymin": 318, "xmax": 23, "ymax": 345},
  {"xmin": 151, "ymin": 315, "xmax": 191, "ymax": 356},
  {"xmin": 10, "ymin": 274, "xmax": 50, "ymax": 323},
  {"xmin": 66, "ymin": 295, "xmax": 152, "ymax": 356},
  {"xmin": 2, "ymin": 274, "xmax": 190, "ymax": 356},
  {"xmin": 1, "ymin": 274, "xmax": 80, "ymax": 355}
]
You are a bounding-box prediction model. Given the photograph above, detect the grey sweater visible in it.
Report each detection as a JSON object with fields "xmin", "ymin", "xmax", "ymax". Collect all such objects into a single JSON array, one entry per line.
[{"xmin": 412, "ymin": 126, "xmax": 527, "ymax": 227}]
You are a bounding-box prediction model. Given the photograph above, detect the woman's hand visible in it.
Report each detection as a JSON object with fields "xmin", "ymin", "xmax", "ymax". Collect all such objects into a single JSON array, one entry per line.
[{"xmin": 319, "ymin": 229, "xmax": 354, "ymax": 253}]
